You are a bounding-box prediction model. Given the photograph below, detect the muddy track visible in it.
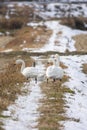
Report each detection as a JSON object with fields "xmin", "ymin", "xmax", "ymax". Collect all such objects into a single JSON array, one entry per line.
[{"xmin": 0, "ymin": 51, "xmax": 87, "ymax": 58}]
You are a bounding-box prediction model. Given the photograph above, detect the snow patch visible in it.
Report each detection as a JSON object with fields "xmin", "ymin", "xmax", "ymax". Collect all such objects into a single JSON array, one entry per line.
[
  {"xmin": 1, "ymin": 57, "xmax": 45, "ymax": 130},
  {"xmin": 61, "ymin": 55, "xmax": 87, "ymax": 130},
  {"xmin": 26, "ymin": 21, "xmax": 87, "ymax": 53}
]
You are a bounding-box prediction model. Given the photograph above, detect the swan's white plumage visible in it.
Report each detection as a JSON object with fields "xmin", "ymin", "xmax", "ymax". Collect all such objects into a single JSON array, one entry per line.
[
  {"xmin": 16, "ymin": 59, "xmax": 38, "ymax": 81},
  {"xmin": 46, "ymin": 54, "xmax": 64, "ymax": 81},
  {"xmin": 22, "ymin": 67, "xmax": 38, "ymax": 78},
  {"xmin": 55, "ymin": 54, "xmax": 60, "ymax": 66},
  {"xmin": 46, "ymin": 65, "xmax": 63, "ymax": 79}
]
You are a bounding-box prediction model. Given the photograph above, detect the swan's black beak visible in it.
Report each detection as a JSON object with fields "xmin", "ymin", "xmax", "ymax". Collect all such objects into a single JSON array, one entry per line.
[{"xmin": 47, "ymin": 62, "xmax": 53, "ymax": 66}]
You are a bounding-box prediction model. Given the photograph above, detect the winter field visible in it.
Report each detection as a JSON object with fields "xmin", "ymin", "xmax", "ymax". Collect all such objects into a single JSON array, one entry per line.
[{"xmin": 0, "ymin": 2, "xmax": 87, "ymax": 130}]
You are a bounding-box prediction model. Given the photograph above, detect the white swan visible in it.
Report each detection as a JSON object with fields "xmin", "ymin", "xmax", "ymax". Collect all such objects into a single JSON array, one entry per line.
[
  {"xmin": 54, "ymin": 54, "xmax": 60, "ymax": 66},
  {"xmin": 16, "ymin": 59, "xmax": 38, "ymax": 83},
  {"xmin": 47, "ymin": 54, "xmax": 60, "ymax": 66},
  {"xmin": 46, "ymin": 54, "xmax": 64, "ymax": 82}
]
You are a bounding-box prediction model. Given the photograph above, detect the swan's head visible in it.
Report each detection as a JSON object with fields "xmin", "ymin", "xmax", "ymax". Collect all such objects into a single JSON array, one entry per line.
[
  {"xmin": 47, "ymin": 55, "xmax": 55, "ymax": 64},
  {"xmin": 16, "ymin": 59, "xmax": 24, "ymax": 64},
  {"xmin": 55, "ymin": 54, "xmax": 60, "ymax": 59},
  {"xmin": 55, "ymin": 54, "xmax": 60, "ymax": 63},
  {"xmin": 47, "ymin": 54, "xmax": 60, "ymax": 66}
]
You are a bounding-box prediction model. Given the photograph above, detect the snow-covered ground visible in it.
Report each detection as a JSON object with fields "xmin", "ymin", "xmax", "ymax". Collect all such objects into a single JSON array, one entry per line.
[
  {"xmin": 2, "ymin": 82, "xmax": 41, "ymax": 130},
  {"xmin": 61, "ymin": 55, "xmax": 87, "ymax": 130},
  {"xmin": 25, "ymin": 21, "xmax": 87, "ymax": 53},
  {"xmin": 38, "ymin": 3, "xmax": 87, "ymax": 19},
  {"xmin": 3, "ymin": 2, "xmax": 87, "ymax": 21},
  {"xmin": 1, "ymin": 57, "xmax": 45, "ymax": 130},
  {"xmin": 1, "ymin": 20, "xmax": 87, "ymax": 130},
  {"xmin": 1, "ymin": 1, "xmax": 87, "ymax": 130}
]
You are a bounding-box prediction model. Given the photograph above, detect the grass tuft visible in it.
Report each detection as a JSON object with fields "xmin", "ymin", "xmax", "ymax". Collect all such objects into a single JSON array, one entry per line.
[
  {"xmin": 37, "ymin": 75, "xmax": 74, "ymax": 130},
  {"xmin": 0, "ymin": 61, "xmax": 26, "ymax": 113},
  {"xmin": 0, "ymin": 54, "xmax": 33, "ymax": 114},
  {"xmin": 81, "ymin": 63, "xmax": 87, "ymax": 74}
]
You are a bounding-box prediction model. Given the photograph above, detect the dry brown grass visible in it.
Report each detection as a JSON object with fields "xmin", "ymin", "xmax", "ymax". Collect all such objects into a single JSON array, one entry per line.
[
  {"xmin": 0, "ymin": 5, "xmax": 35, "ymax": 29},
  {"xmin": 0, "ymin": 4, "xmax": 42, "ymax": 34},
  {"xmin": 60, "ymin": 62, "xmax": 68, "ymax": 69},
  {"xmin": 60, "ymin": 17, "xmax": 87, "ymax": 30},
  {"xmin": 82, "ymin": 63, "xmax": 87, "ymax": 74},
  {"xmin": 72, "ymin": 34, "xmax": 87, "ymax": 52},
  {"xmin": 0, "ymin": 17, "xmax": 24, "ymax": 31},
  {"xmin": 37, "ymin": 75, "xmax": 75, "ymax": 130},
  {"xmin": 0, "ymin": 54, "xmax": 33, "ymax": 112},
  {"xmin": 0, "ymin": 62, "xmax": 25, "ymax": 112},
  {"xmin": 3, "ymin": 26, "xmax": 52, "ymax": 51},
  {"xmin": 0, "ymin": 36, "xmax": 14, "ymax": 51},
  {"xmin": 60, "ymin": 18, "xmax": 76, "ymax": 28},
  {"xmin": 0, "ymin": 53, "xmax": 33, "ymax": 129},
  {"xmin": 0, "ymin": 6, "xmax": 7, "ymax": 16},
  {"xmin": 0, "ymin": 61, "xmax": 25, "ymax": 129}
]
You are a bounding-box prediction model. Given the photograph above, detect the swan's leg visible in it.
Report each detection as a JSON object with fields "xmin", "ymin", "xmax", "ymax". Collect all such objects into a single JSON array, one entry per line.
[
  {"xmin": 35, "ymin": 77, "xmax": 37, "ymax": 84},
  {"xmin": 59, "ymin": 79, "xmax": 62, "ymax": 81},
  {"xmin": 47, "ymin": 78, "xmax": 48, "ymax": 83},
  {"xmin": 53, "ymin": 78, "xmax": 55, "ymax": 82},
  {"xmin": 27, "ymin": 77, "xmax": 31, "ymax": 81},
  {"xmin": 27, "ymin": 77, "xmax": 29, "ymax": 80}
]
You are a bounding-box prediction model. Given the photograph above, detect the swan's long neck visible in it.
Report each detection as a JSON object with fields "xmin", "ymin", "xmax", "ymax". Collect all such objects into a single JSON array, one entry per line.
[
  {"xmin": 53, "ymin": 56, "xmax": 60, "ymax": 66},
  {"xmin": 56, "ymin": 56, "xmax": 60, "ymax": 66},
  {"xmin": 20, "ymin": 60, "xmax": 25, "ymax": 73}
]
